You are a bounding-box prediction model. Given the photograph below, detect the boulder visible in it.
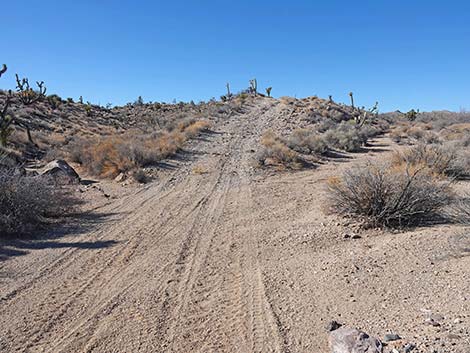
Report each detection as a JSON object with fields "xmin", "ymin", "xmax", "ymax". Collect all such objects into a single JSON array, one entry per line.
[
  {"xmin": 40, "ymin": 160, "xmax": 80, "ymax": 183},
  {"xmin": 329, "ymin": 327, "xmax": 383, "ymax": 353}
]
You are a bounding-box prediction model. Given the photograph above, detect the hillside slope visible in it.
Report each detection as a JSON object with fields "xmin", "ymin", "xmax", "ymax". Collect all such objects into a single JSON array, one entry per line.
[{"xmin": 0, "ymin": 97, "xmax": 469, "ymax": 353}]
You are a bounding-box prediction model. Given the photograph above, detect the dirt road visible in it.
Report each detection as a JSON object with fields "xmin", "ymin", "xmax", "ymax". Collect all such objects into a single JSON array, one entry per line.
[{"xmin": 1, "ymin": 98, "xmax": 469, "ymax": 352}]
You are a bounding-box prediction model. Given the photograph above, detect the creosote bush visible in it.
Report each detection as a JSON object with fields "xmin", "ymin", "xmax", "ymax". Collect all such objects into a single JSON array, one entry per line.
[
  {"xmin": 327, "ymin": 161, "xmax": 453, "ymax": 228},
  {"xmin": 0, "ymin": 171, "xmax": 77, "ymax": 236}
]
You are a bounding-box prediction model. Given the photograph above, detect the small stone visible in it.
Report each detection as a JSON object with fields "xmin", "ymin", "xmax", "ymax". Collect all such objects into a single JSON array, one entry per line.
[
  {"xmin": 114, "ymin": 172, "xmax": 126, "ymax": 182},
  {"xmin": 425, "ymin": 318, "xmax": 441, "ymax": 327},
  {"xmin": 351, "ymin": 234, "xmax": 362, "ymax": 239},
  {"xmin": 453, "ymin": 318, "xmax": 462, "ymax": 324},
  {"xmin": 329, "ymin": 327, "xmax": 382, "ymax": 353},
  {"xmin": 430, "ymin": 314, "xmax": 445, "ymax": 322},
  {"xmin": 326, "ymin": 320, "xmax": 342, "ymax": 332},
  {"xmin": 404, "ymin": 343, "xmax": 416, "ymax": 352},
  {"xmin": 447, "ymin": 333, "xmax": 461, "ymax": 340},
  {"xmin": 383, "ymin": 333, "xmax": 401, "ymax": 342}
]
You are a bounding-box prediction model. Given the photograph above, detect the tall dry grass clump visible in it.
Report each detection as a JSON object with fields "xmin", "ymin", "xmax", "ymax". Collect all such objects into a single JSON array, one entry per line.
[
  {"xmin": 68, "ymin": 120, "xmax": 211, "ymax": 178},
  {"xmin": 327, "ymin": 161, "xmax": 453, "ymax": 228}
]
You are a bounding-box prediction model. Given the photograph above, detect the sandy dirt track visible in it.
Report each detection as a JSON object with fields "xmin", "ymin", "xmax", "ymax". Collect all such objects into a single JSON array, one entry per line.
[{"xmin": 1, "ymin": 98, "xmax": 469, "ymax": 352}]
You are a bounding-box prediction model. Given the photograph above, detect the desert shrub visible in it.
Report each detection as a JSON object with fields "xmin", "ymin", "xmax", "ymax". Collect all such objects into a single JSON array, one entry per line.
[
  {"xmin": 257, "ymin": 131, "xmax": 304, "ymax": 169},
  {"xmin": 327, "ymin": 161, "xmax": 453, "ymax": 228},
  {"xmin": 132, "ymin": 168, "xmax": 148, "ymax": 183},
  {"xmin": 392, "ymin": 144, "xmax": 468, "ymax": 179},
  {"xmin": 287, "ymin": 129, "xmax": 328, "ymax": 155},
  {"xmin": 316, "ymin": 119, "xmax": 336, "ymax": 132},
  {"xmin": 446, "ymin": 193, "xmax": 470, "ymax": 225},
  {"xmin": 323, "ymin": 122, "xmax": 368, "ymax": 152},
  {"xmin": 47, "ymin": 94, "xmax": 62, "ymax": 109},
  {"xmin": 0, "ymin": 170, "xmax": 77, "ymax": 236}
]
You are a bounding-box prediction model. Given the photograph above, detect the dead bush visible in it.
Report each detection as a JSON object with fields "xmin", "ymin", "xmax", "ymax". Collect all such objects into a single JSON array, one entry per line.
[
  {"xmin": 0, "ymin": 170, "xmax": 78, "ymax": 236},
  {"xmin": 327, "ymin": 161, "xmax": 453, "ymax": 228}
]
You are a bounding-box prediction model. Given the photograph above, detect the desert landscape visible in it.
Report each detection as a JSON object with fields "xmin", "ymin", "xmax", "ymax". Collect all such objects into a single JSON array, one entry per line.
[
  {"xmin": 0, "ymin": 63, "xmax": 469, "ymax": 353},
  {"xmin": 1, "ymin": 2, "xmax": 470, "ymax": 352}
]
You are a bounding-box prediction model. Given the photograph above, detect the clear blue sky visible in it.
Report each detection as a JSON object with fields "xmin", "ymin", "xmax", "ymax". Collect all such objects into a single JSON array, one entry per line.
[{"xmin": 2, "ymin": 1, "xmax": 469, "ymax": 112}]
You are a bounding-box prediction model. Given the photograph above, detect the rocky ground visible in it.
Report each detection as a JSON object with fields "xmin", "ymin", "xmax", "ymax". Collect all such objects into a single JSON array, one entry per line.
[{"xmin": 0, "ymin": 96, "xmax": 469, "ymax": 352}]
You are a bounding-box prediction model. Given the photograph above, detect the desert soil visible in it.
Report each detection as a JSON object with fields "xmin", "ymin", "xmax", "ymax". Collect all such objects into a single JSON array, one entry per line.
[{"xmin": 0, "ymin": 98, "xmax": 469, "ymax": 352}]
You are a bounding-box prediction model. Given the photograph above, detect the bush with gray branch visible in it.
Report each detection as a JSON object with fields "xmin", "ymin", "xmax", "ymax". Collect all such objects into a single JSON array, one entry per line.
[{"xmin": 327, "ymin": 161, "xmax": 453, "ymax": 228}]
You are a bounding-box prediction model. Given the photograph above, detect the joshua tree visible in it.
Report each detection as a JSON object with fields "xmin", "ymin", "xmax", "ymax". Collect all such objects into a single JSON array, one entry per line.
[
  {"xmin": 0, "ymin": 90, "xmax": 14, "ymax": 146},
  {"xmin": 265, "ymin": 87, "xmax": 272, "ymax": 97},
  {"xmin": 136, "ymin": 96, "xmax": 144, "ymax": 105},
  {"xmin": 226, "ymin": 82, "xmax": 231, "ymax": 100},
  {"xmin": 356, "ymin": 101, "xmax": 379, "ymax": 127},
  {"xmin": 405, "ymin": 109, "xmax": 419, "ymax": 121},
  {"xmin": 15, "ymin": 74, "xmax": 47, "ymax": 145},
  {"xmin": 0, "ymin": 64, "xmax": 6, "ymax": 78},
  {"xmin": 349, "ymin": 92, "xmax": 355, "ymax": 109},
  {"xmin": 328, "ymin": 95, "xmax": 333, "ymax": 103},
  {"xmin": 0, "ymin": 65, "xmax": 14, "ymax": 146},
  {"xmin": 15, "ymin": 74, "xmax": 47, "ymax": 105},
  {"xmin": 249, "ymin": 78, "xmax": 257, "ymax": 95}
]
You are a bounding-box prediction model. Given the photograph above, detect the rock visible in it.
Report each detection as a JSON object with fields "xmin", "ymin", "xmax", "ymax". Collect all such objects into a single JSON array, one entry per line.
[
  {"xmin": 447, "ymin": 333, "xmax": 461, "ymax": 340},
  {"xmin": 329, "ymin": 327, "xmax": 383, "ymax": 353},
  {"xmin": 327, "ymin": 320, "xmax": 343, "ymax": 332},
  {"xmin": 383, "ymin": 333, "xmax": 401, "ymax": 342},
  {"xmin": 403, "ymin": 343, "xmax": 416, "ymax": 352},
  {"xmin": 429, "ymin": 313, "xmax": 445, "ymax": 322},
  {"xmin": 114, "ymin": 172, "xmax": 126, "ymax": 182},
  {"xmin": 40, "ymin": 160, "xmax": 79, "ymax": 183},
  {"xmin": 424, "ymin": 318, "xmax": 441, "ymax": 327}
]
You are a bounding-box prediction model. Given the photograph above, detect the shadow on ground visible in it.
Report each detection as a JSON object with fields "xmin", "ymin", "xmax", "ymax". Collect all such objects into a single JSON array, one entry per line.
[{"xmin": 0, "ymin": 211, "xmax": 118, "ymax": 262}]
